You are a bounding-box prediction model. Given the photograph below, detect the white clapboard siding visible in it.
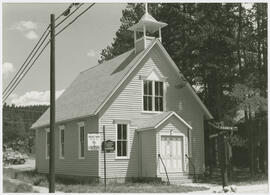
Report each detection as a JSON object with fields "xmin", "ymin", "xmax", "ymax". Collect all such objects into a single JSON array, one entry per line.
[
  {"xmin": 36, "ymin": 116, "xmax": 99, "ymax": 177},
  {"xmin": 98, "ymin": 45, "xmax": 206, "ymax": 178},
  {"xmin": 36, "ymin": 44, "xmax": 206, "ymax": 178}
]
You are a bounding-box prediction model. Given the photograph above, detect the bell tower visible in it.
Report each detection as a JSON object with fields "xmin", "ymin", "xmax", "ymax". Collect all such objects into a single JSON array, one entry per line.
[{"xmin": 128, "ymin": 3, "xmax": 167, "ymax": 53}]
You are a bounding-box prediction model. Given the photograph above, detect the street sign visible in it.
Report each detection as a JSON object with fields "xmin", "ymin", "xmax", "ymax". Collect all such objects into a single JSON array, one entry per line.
[
  {"xmin": 102, "ymin": 140, "xmax": 115, "ymax": 152},
  {"xmin": 88, "ymin": 134, "xmax": 100, "ymax": 151}
]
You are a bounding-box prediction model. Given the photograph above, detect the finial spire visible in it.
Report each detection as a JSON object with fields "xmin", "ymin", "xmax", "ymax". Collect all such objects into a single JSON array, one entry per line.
[{"xmin": 145, "ymin": 3, "xmax": 148, "ymax": 14}]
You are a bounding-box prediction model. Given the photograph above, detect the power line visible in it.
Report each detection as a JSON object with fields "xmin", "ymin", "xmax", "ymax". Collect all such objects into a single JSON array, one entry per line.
[
  {"xmin": 56, "ymin": 3, "xmax": 95, "ymax": 36},
  {"xmin": 55, "ymin": 3, "xmax": 80, "ymax": 21},
  {"xmin": 3, "ymin": 4, "xmax": 82, "ymax": 101},
  {"xmin": 2, "ymin": 4, "xmax": 80, "ymax": 96},
  {"xmin": 2, "ymin": 26, "xmax": 50, "ymax": 96},
  {"xmin": 3, "ymin": 41, "xmax": 50, "ymax": 103},
  {"xmin": 3, "ymin": 32, "xmax": 50, "ymax": 101},
  {"xmin": 2, "ymin": 3, "xmax": 91, "ymax": 103},
  {"xmin": 55, "ymin": 3, "xmax": 84, "ymax": 28}
]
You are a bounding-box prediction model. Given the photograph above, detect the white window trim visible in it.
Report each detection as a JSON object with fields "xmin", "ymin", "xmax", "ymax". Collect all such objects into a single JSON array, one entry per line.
[
  {"xmin": 115, "ymin": 123, "xmax": 130, "ymax": 160},
  {"xmin": 142, "ymin": 79, "xmax": 165, "ymax": 113},
  {"xmin": 78, "ymin": 122, "xmax": 85, "ymax": 159},
  {"xmin": 45, "ymin": 128, "xmax": 50, "ymax": 160},
  {"xmin": 59, "ymin": 125, "xmax": 65, "ymax": 159}
]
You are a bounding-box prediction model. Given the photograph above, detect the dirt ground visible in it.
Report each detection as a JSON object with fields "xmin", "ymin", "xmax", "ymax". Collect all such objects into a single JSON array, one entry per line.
[{"xmin": 182, "ymin": 182, "xmax": 268, "ymax": 193}]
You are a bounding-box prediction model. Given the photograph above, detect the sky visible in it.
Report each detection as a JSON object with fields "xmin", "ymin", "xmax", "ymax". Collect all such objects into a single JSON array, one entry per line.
[
  {"xmin": 1, "ymin": 2, "xmax": 256, "ymax": 106},
  {"xmin": 2, "ymin": 3, "xmax": 126, "ymax": 106}
]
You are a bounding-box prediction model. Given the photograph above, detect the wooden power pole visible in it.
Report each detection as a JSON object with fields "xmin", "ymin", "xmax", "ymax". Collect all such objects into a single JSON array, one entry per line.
[
  {"xmin": 49, "ymin": 13, "xmax": 56, "ymax": 193},
  {"xmin": 103, "ymin": 125, "xmax": 107, "ymax": 191}
]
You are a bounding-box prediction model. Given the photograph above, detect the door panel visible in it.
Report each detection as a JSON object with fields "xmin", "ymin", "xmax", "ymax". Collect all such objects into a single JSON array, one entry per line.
[{"xmin": 160, "ymin": 136, "xmax": 184, "ymax": 173}]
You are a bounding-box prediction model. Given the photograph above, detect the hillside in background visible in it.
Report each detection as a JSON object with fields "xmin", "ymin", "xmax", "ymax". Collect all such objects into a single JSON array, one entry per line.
[{"xmin": 3, "ymin": 103, "xmax": 48, "ymax": 153}]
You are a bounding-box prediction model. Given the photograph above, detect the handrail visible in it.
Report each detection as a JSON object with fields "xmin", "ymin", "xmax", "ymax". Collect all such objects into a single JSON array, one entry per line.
[
  {"xmin": 158, "ymin": 154, "xmax": 170, "ymax": 185},
  {"xmin": 185, "ymin": 154, "xmax": 197, "ymax": 182}
]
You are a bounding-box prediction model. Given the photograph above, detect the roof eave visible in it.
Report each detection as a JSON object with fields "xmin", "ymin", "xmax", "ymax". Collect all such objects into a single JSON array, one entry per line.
[
  {"xmin": 93, "ymin": 40, "xmax": 158, "ymax": 115},
  {"xmin": 94, "ymin": 39, "xmax": 213, "ymax": 120},
  {"xmin": 154, "ymin": 111, "xmax": 192, "ymax": 130},
  {"xmin": 136, "ymin": 111, "xmax": 192, "ymax": 132},
  {"xmin": 155, "ymin": 41, "xmax": 214, "ymax": 120},
  {"xmin": 31, "ymin": 113, "xmax": 96, "ymax": 130}
]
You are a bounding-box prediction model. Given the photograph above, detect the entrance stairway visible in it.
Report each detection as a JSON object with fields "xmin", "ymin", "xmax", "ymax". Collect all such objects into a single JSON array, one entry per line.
[{"xmin": 161, "ymin": 174, "xmax": 193, "ymax": 184}]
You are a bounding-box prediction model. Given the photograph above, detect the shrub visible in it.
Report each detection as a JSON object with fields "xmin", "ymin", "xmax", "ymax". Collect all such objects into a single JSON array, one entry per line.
[{"xmin": 15, "ymin": 183, "xmax": 33, "ymax": 192}]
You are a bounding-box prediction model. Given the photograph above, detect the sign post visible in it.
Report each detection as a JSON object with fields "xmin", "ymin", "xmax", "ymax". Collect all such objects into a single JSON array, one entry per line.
[{"xmin": 103, "ymin": 125, "xmax": 106, "ymax": 191}]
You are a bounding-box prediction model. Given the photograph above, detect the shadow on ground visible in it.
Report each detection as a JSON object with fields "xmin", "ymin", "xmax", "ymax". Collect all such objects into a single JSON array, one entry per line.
[{"xmin": 198, "ymin": 167, "xmax": 268, "ymax": 185}]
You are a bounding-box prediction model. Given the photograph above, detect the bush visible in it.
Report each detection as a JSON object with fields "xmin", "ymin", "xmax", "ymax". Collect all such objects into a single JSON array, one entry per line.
[
  {"xmin": 3, "ymin": 179, "xmax": 33, "ymax": 193},
  {"xmin": 15, "ymin": 183, "xmax": 33, "ymax": 192},
  {"xmin": 14, "ymin": 170, "xmax": 48, "ymax": 186},
  {"xmin": 33, "ymin": 176, "xmax": 47, "ymax": 186}
]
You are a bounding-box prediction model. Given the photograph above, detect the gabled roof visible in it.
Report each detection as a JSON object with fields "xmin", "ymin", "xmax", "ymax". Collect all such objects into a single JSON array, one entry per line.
[
  {"xmin": 32, "ymin": 39, "xmax": 213, "ymax": 129},
  {"xmin": 31, "ymin": 45, "xmax": 149, "ymax": 129},
  {"xmin": 135, "ymin": 111, "xmax": 192, "ymax": 132}
]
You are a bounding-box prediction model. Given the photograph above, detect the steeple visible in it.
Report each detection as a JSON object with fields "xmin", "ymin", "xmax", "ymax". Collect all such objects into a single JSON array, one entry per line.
[{"xmin": 128, "ymin": 3, "xmax": 167, "ymax": 53}]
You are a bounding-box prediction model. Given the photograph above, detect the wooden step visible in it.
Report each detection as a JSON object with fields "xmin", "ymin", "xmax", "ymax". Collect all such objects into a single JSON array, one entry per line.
[{"xmin": 161, "ymin": 176, "xmax": 193, "ymax": 184}]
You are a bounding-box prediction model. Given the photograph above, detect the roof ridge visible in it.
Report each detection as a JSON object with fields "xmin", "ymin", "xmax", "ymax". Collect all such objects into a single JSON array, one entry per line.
[{"xmin": 80, "ymin": 49, "xmax": 135, "ymax": 74}]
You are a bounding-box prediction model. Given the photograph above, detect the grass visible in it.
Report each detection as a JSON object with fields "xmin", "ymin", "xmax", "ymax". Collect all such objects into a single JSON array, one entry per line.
[
  {"xmin": 3, "ymin": 168, "xmax": 208, "ymax": 193},
  {"xmin": 55, "ymin": 182, "xmax": 208, "ymax": 193},
  {"xmin": 4, "ymin": 166, "xmax": 268, "ymax": 193},
  {"xmin": 3, "ymin": 168, "xmax": 49, "ymax": 187},
  {"xmin": 3, "ymin": 179, "xmax": 34, "ymax": 193}
]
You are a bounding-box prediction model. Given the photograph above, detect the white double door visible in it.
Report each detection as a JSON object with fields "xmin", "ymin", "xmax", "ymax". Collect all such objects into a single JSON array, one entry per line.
[{"xmin": 160, "ymin": 135, "xmax": 184, "ymax": 173}]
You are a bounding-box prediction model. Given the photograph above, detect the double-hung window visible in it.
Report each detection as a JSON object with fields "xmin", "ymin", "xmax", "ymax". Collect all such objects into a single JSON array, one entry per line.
[
  {"xmin": 78, "ymin": 122, "xmax": 85, "ymax": 159},
  {"xmin": 143, "ymin": 80, "xmax": 164, "ymax": 112},
  {"xmin": 46, "ymin": 129, "xmax": 50, "ymax": 159},
  {"xmin": 143, "ymin": 80, "xmax": 153, "ymax": 111},
  {"xmin": 59, "ymin": 126, "xmax": 64, "ymax": 159},
  {"xmin": 155, "ymin": 81, "xmax": 163, "ymax": 111},
  {"xmin": 116, "ymin": 124, "xmax": 128, "ymax": 158}
]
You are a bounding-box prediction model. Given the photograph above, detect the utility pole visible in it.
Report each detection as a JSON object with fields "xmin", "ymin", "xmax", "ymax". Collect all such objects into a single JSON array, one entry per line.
[
  {"xmin": 103, "ymin": 125, "xmax": 107, "ymax": 191},
  {"xmin": 49, "ymin": 14, "xmax": 56, "ymax": 193}
]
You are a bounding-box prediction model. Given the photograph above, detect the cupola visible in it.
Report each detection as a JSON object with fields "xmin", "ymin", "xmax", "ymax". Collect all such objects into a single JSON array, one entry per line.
[{"xmin": 128, "ymin": 3, "xmax": 167, "ymax": 53}]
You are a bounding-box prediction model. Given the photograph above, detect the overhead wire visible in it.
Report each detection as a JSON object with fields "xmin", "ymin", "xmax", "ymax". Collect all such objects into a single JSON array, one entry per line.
[
  {"xmin": 55, "ymin": 3, "xmax": 95, "ymax": 36},
  {"xmin": 3, "ymin": 33, "xmax": 50, "ymax": 101},
  {"xmin": 3, "ymin": 4, "xmax": 84, "ymax": 98},
  {"xmin": 2, "ymin": 26, "xmax": 50, "ymax": 96},
  {"xmin": 3, "ymin": 3, "xmax": 82, "ymax": 101},
  {"xmin": 3, "ymin": 3, "xmax": 94, "ymax": 103}
]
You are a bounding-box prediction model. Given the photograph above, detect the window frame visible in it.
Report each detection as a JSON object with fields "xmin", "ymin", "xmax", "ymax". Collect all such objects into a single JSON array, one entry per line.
[
  {"xmin": 78, "ymin": 122, "xmax": 85, "ymax": 159},
  {"xmin": 59, "ymin": 125, "xmax": 65, "ymax": 159},
  {"xmin": 115, "ymin": 123, "xmax": 129, "ymax": 159},
  {"xmin": 45, "ymin": 128, "xmax": 50, "ymax": 160},
  {"xmin": 142, "ymin": 79, "xmax": 165, "ymax": 113},
  {"xmin": 143, "ymin": 80, "xmax": 153, "ymax": 111},
  {"xmin": 154, "ymin": 81, "xmax": 164, "ymax": 112}
]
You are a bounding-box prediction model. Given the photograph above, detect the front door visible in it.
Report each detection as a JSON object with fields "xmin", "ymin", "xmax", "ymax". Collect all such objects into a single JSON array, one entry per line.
[{"xmin": 160, "ymin": 136, "xmax": 184, "ymax": 173}]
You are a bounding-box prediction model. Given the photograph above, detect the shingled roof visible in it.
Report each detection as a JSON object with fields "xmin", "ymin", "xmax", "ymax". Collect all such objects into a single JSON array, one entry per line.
[
  {"xmin": 32, "ymin": 39, "xmax": 213, "ymax": 129},
  {"xmin": 31, "ymin": 46, "xmax": 147, "ymax": 128}
]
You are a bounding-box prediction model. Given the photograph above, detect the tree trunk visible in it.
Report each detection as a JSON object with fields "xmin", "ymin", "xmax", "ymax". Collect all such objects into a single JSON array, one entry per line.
[
  {"xmin": 237, "ymin": 3, "xmax": 242, "ymax": 78},
  {"xmin": 249, "ymin": 106, "xmax": 255, "ymax": 178}
]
